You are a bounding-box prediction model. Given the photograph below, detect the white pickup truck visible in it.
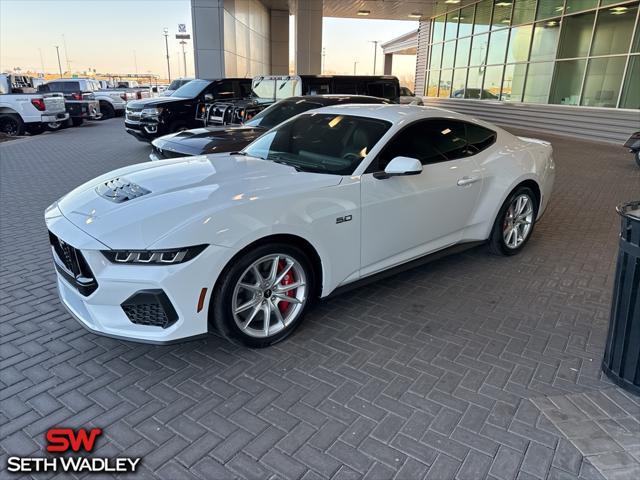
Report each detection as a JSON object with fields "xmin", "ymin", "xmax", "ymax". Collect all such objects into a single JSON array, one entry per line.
[{"xmin": 0, "ymin": 74, "xmax": 68, "ymax": 136}]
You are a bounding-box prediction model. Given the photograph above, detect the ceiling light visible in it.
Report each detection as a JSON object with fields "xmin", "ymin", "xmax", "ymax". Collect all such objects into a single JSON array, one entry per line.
[
  {"xmin": 611, "ymin": 6, "xmax": 629, "ymax": 10},
  {"xmin": 610, "ymin": 10, "xmax": 628, "ymax": 14},
  {"xmin": 408, "ymin": 13, "xmax": 422, "ymax": 18},
  {"xmin": 495, "ymin": 2, "xmax": 512, "ymax": 6},
  {"xmin": 357, "ymin": 10, "xmax": 370, "ymax": 16},
  {"xmin": 555, "ymin": 6, "xmax": 564, "ymax": 11},
  {"xmin": 444, "ymin": 1, "xmax": 461, "ymax": 4},
  {"xmin": 546, "ymin": 20, "xmax": 558, "ymax": 26},
  {"xmin": 501, "ymin": 18, "xmax": 511, "ymax": 23},
  {"xmin": 452, "ymin": 16, "xmax": 465, "ymax": 20}
]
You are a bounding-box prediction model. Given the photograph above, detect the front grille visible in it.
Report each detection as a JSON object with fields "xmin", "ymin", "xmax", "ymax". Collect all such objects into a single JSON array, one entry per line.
[
  {"xmin": 49, "ymin": 231, "xmax": 98, "ymax": 296},
  {"xmin": 121, "ymin": 290, "xmax": 178, "ymax": 329}
]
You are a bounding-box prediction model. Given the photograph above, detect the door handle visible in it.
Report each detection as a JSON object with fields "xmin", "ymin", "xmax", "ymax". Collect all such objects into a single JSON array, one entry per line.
[{"xmin": 457, "ymin": 176, "xmax": 480, "ymax": 186}]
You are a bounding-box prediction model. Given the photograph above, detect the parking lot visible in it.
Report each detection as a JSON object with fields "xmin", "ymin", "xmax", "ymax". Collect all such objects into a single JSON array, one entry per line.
[{"xmin": 1, "ymin": 118, "xmax": 639, "ymax": 479}]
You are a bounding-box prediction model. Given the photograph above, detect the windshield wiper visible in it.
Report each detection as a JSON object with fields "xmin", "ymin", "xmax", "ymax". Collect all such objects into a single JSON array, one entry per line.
[{"xmin": 270, "ymin": 158, "xmax": 303, "ymax": 172}]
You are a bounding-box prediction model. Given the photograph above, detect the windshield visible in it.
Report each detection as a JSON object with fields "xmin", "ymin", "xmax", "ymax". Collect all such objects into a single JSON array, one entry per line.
[
  {"xmin": 243, "ymin": 113, "xmax": 391, "ymax": 175},
  {"xmin": 245, "ymin": 99, "xmax": 324, "ymax": 129},
  {"xmin": 172, "ymin": 79, "xmax": 207, "ymax": 98}
]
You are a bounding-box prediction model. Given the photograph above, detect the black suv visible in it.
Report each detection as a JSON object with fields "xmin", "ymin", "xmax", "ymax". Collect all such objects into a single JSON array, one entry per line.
[
  {"xmin": 125, "ymin": 78, "xmax": 252, "ymax": 141},
  {"xmin": 150, "ymin": 95, "xmax": 391, "ymax": 160}
]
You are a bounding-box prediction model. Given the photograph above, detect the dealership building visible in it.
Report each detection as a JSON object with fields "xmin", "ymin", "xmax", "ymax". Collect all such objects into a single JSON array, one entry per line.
[{"xmin": 191, "ymin": 0, "xmax": 639, "ymax": 143}]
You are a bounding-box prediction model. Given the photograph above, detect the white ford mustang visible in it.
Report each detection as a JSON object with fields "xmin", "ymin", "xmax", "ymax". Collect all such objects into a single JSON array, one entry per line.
[{"xmin": 45, "ymin": 105, "xmax": 554, "ymax": 346}]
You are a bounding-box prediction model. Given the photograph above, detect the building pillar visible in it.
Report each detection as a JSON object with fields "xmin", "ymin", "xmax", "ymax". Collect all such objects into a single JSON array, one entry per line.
[
  {"xmin": 191, "ymin": 0, "xmax": 225, "ymax": 78},
  {"xmin": 271, "ymin": 9, "xmax": 289, "ymax": 74},
  {"xmin": 383, "ymin": 53, "xmax": 393, "ymax": 75},
  {"xmin": 292, "ymin": 0, "xmax": 322, "ymax": 74},
  {"xmin": 414, "ymin": 20, "xmax": 431, "ymax": 96}
]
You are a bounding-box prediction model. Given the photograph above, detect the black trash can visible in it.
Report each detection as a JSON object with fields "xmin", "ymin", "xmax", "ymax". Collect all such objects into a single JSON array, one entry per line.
[{"xmin": 602, "ymin": 201, "xmax": 640, "ymax": 395}]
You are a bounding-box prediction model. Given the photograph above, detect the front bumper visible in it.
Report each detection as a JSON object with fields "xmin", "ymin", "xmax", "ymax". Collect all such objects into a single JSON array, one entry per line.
[
  {"xmin": 125, "ymin": 117, "xmax": 162, "ymax": 141},
  {"xmin": 45, "ymin": 205, "xmax": 233, "ymax": 344}
]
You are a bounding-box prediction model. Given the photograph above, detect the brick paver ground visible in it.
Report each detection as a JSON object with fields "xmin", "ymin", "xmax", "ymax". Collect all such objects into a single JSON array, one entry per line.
[{"xmin": 1, "ymin": 118, "xmax": 639, "ymax": 479}]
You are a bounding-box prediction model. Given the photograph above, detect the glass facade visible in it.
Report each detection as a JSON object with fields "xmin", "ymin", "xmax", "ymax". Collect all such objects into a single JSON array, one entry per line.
[{"xmin": 425, "ymin": 0, "xmax": 640, "ymax": 109}]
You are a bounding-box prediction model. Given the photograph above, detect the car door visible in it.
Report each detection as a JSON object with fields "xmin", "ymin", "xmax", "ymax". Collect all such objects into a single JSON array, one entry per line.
[{"xmin": 360, "ymin": 118, "xmax": 484, "ymax": 276}]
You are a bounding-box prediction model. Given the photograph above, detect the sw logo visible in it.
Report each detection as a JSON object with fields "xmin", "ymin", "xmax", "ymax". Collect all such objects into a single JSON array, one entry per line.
[
  {"xmin": 6, "ymin": 427, "xmax": 141, "ymax": 473},
  {"xmin": 46, "ymin": 427, "xmax": 102, "ymax": 452}
]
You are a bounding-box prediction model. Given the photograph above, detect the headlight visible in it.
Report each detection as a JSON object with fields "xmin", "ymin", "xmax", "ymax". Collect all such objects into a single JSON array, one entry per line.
[
  {"xmin": 141, "ymin": 107, "xmax": 163, "ymax": 117},
  {"xmin": 102, "ymin": 245, "xmax": 207, "ymax": 264}
]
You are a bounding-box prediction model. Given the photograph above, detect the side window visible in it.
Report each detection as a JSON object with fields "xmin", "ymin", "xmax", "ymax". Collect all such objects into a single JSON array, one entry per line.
[
  {"xmin": 216, "ymin": 81, "xmax": 235, "ymax": 99},
  {"xmin": 372, "ymin": 119, "xmax": 468, "ymax": 171},
  {"xmin": 238, "ymin": 81, "xmax": 252, "ymax": 98},
  {"xmin": 465, "ymin": 122, "xmax": 496, "ymax": 153},
  {"xmin": 64, "ymin": 82, "xmax": 80, "ymax": 93},
  {"xmin": 333, "ymin": 80, "xmax": 357, "ymax": 95}
]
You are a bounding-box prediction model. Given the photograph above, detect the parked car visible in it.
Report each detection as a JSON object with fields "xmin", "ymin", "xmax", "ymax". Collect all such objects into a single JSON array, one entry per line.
[
  {"xmin": 451, "ymin": 88, "xmax": 499, "ymax": 100},
  {"xmin": 399, "ymin": 86, "xmax": 423, "ymax": 105},
  {"xmin": 0, "ymin": 73, "xmax": 68, "ymax": 136},
  {"xmin": 125, "ymin": 78, "xmax": 253, "ymax": 142},
  {"xmin": 624, "ymin": 132, "xmax": 640, "ymax": 167},
  {"xmin": 252, "ymin": 75, "xmax": 401, "ymax": 103},
  {"xmin": 162, "ymin": 78, "xmax": 194, "ymax": 97},
  {"xmin": 45, "ymin": 105, "xmax": 555, "ymax": 346},
  {"xmin": 39, "ymin": 79, "xmax": 102, "ymax": 126},
  {"xmin": 150, "ymin": 95, "xmax": 392, "ymax": 160}
]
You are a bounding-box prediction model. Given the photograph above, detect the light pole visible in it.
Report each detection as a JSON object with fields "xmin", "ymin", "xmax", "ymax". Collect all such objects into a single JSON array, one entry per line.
[
  {"xmin": 353, "ymin": 61, "xmax": 359, "ymax": 75},
  {"xmin": 180, "ymin": 40, "xmax": 187, "ymax": 77},
  {"xmin": 54, "ymin": 45, "xmax": 63, "ymax": 77},
  {"xmin": 368, "ymin": 40, "xmax": 380, "ymax": 74},
  {"xmin": 163, "ymin": 28, "xmax": 171, "ymax": 82}
]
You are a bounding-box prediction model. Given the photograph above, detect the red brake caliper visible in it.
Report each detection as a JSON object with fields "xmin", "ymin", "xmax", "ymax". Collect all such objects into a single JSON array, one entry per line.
[{"xmin": 277, "ymin": 260, "xmax": 294, "ymax": 313}]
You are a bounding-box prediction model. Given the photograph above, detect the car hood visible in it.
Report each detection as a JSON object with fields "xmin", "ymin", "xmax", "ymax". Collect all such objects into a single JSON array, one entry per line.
[
  {"xmin": 127, "ymin": 96, "xmax": 186, "ymax": 109},
  {"xmin": 55, "ymin": 154, "xmax": 341, "ymax": 249},
  {"xmin": 153, "ymin": 126, "xmax": 268, "ymax": 155}
]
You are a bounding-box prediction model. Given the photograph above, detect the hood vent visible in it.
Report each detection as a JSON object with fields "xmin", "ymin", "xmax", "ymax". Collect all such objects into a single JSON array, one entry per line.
[{"xmin": 96, "ymin": 177, "xmax": 151, "ymax": 203}]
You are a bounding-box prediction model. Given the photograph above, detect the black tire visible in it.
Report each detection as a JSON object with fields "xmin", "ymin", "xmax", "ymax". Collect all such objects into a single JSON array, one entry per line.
[
  {"xmin": 169, "ymin": 121, "xmax": 188, "ymax": 133},
  {"xmin": 488, "ymin": 186, "xmax": 538, "ymax": 256},
  {"xmin": 71, "ymin": 117, "xmax": 84, "ymax": 127},
  {"xmin": 99, "ymin": 101, "xmax": 115, "ymax": 120},
  {"xmin": 0, "ymin": 114, "xmax": 24, "ymax": 136},
  {"xmin": 210, "ymin": 243, "xmax": 315, "ymax": 348},
  {"xmin": 635, "ymin": 151, "xmax": 640, "ymax": 168}
]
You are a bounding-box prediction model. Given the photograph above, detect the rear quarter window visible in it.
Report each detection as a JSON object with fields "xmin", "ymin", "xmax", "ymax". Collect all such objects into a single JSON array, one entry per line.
[{"xmin": 465, "ymin": 123, "xmax": 497, "ymax": 153}]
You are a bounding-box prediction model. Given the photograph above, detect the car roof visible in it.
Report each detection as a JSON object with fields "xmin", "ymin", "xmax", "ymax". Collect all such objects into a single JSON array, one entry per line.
[{"xmin": 306, "ymin": 104, "xmax": 487, "ymax": 126}]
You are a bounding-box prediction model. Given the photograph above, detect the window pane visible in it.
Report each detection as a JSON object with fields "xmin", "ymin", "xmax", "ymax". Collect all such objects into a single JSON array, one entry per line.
[
  {"xmin": 620, "ymin": 55, "xmax": 640, "ymax": 108},
  {"xmin": 455, "ymin": 36, "xmax": 472, "ymax": 67},
  {"xmin": 502, "ymin": 63, "xmax": 528, "ymax": 101},
  {"xmin": 457, "ymin": 5, "xmax": 476, "ymax": 37},
  {"xmin": 470, "ymin": 33, "xmax": 489, "ymax": 65},
  {"xmin": 581, "ymin": 56, "xmax": 626, "ymax": 107},
  {"xmin": 442, "ymin": 41, "xmax": 456, "ymax": 69},
  {"xmin": 506, "ymin": 24, "xmax": 533, "ymax": 62},
  {"xmin": 537, "ymin": 1, "xmax": 565, "ymax": 20},
  {"xmin": 530, "ymin": 20, "xmax": 562, "ymax": 61},
  {"xmin": 483, "ymin": 65, "xmax": 504, "ymax": 98},
  {"xmin": 512, "ymin": 0, "xmax": 537, "ymax": 25},
  {"xmin": 439, "ymin": 69, "xmax": 453, "ymax": 98},
  {"xmin": 565, "ymin": 0, "xmax": 598, "ymax": 14},
  {"xmin": 427, "ymin": 70, "xmax": 440, "ymax": 97},
  {"xmin": 591, "ymin": 4, "xmax": 638, "ymax": 56},
  {"xmin": 466, "ymin": 123, "xmax": 497, "ymax": 152},
  {"xmin": 557, "ymin": 12, "xmax": 595, "ymax": 58},
  {"xmin": 451, "ymin": 68, "xmax": 468, "ymax": 96},
  {"xmin": 523, "ymin": 61, "xmax": 554, "ymax": 103},
  {"xmin": 487, "ymin": 28, "xmax": 509, "ymax": 64},
  {"xmin": 549, "ymin": 59, "xmax": 587, "ymax": 105},
  {"xmin": 474, "ymin": 0, "xmax": 493, "ymax": 34},
  {"xmin": 492, "ymin": 1, "xmax": 513, "ymax": 29},
  {"xmin": 634, "ymin": 20, "xmax": 640, "ymax": 52},
  {"xmin": 432, "ymin": 15, "xmax": 445, "ymax": 43},
  {"xmin": 465, "ymin": 66, "xmax": 485, "ymax": 98},
  {"xmin": 445, "ymin": 11, "xmax": 459, "ymax": 41},
  {"xmin": 430, "ymin": 43, "xmax": 443, "ymax": 70}
]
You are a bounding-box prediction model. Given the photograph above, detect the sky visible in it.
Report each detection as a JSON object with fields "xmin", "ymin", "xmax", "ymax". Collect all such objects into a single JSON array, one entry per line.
[{"xmin": 0, "ymin": 0, "xmax": 417, "ymax": 85}]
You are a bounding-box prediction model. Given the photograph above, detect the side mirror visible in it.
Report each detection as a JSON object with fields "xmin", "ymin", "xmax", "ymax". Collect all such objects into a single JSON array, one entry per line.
[
  {"xmin": 203, "ymin": 93, "xmax": 214, "ymax": 102},
  {"xmin": 373, "ymin": 156, "xmax": 422, "ymax": 179}
]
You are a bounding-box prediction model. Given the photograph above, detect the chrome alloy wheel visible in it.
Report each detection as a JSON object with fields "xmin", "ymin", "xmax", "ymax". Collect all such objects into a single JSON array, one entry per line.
[
  {"xmin": 232, "ymin": 254, "xmax": 307, "ymax": 338},
  {"xmin": 503, "ymin": 194, "xmax": 534, "ymax": 249}
]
